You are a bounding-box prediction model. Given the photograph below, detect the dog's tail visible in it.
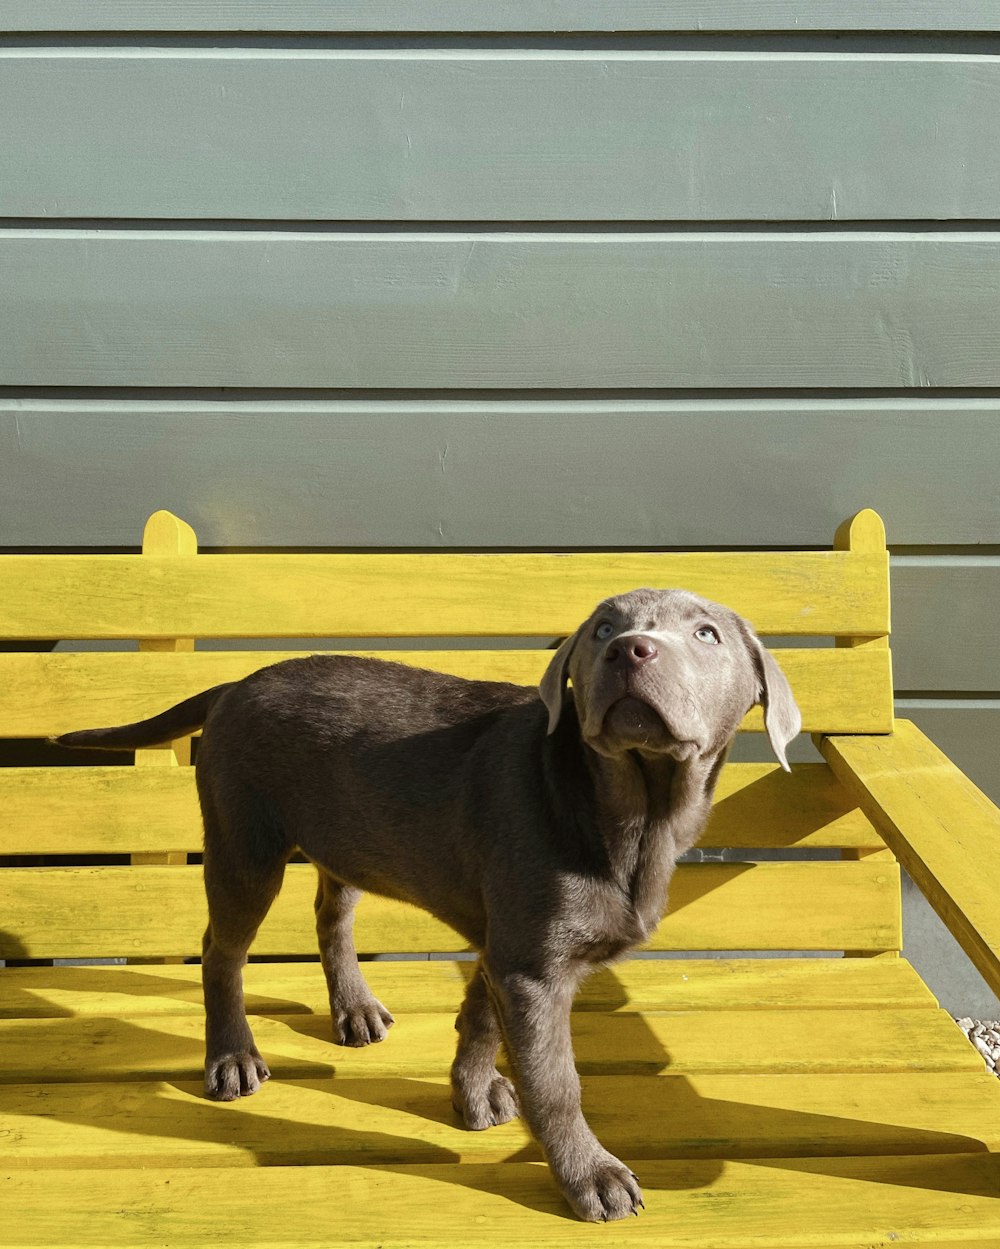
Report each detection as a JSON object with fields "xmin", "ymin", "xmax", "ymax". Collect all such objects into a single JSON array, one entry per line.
[{"xmin": 50, "ymin": 684, "xmax": 235, "ymax": 751}]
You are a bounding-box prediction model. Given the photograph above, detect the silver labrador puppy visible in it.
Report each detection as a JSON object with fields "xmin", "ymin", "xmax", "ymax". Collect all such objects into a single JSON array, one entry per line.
[{"xmin": 54, "ymin": 588, "xmax": 801, "ymax": 1221}]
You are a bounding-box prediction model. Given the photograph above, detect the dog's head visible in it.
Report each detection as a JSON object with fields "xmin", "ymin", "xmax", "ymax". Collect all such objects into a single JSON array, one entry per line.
[{"xmin": 539, "ymin": 588, "xmax": 801, "ymax": 770}]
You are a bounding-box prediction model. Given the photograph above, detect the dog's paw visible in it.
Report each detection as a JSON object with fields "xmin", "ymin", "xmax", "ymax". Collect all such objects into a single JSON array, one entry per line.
[
  {"xmin": 332, "ymin": 997, "xmax": 395, "ymax": 1047},
  {"xmin": 204, "ymin": 1050, "xmax": 270, "ymax": 1101},
  {"xmin": 560, "ymin": 1151, "xmax": 644, "ymax": 1222},
  {"xmin": 452, "ymin": 1070, "xmax": 520, "ymax": 1130}
]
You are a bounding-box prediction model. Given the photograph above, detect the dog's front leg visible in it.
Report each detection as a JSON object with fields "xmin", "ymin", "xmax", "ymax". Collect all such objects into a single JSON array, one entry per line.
[{"xmin": 483, "ymin": 961, "xmax": 643, "ymax": 1222}]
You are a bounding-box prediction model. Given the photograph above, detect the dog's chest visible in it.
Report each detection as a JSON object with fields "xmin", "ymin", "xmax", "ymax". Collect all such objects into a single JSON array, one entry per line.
[
  {"xmin": 559, "ymin": 882, "xmax": 649, "ymax": 965},
  {"xmin": 574, "ymin": 931, "xmax": 636, "ymax": 965}
]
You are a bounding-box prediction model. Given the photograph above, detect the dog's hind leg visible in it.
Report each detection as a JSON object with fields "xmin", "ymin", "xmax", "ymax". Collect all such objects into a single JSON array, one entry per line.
[
  {"xmin": 314, "ymin": 870, "xmax": 394, "ymax": 1046},
  {"xmin": 450, "ymin": 960, "xmax": 519, "ymax": 1129},
  {"xmin": 201, "ymin": 794, "xmax": 289, "ymax": 1101}
]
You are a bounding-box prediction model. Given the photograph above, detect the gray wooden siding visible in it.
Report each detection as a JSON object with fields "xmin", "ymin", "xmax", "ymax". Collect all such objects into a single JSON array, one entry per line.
[
  {"xmin": 4, "ymin": 53, "xmax": 999, "ymax": 220},
  {"xmin": 6, "ymin": 3, "xmax": 1000, "ymax": 33},
  {"xmin": 5, "ymin": 234, "xmax": 1000, "ymax": 388},
  {"xmin": 2, "ymin": 399, "xmax": 997, "ymax": 550},
  {"xmin": 0, "ymin": 6, "xmax": 997, "ymax": 807}
]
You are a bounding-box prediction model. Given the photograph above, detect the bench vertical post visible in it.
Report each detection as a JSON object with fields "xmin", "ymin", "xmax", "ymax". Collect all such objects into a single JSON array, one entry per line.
[
  {"xmin": 833, "ymin": 508, "xmax": 891, "ymax": 658},
  {"xmin": 832, "ymin": 509, "xmax": 901, "ymax": 957},
  {"xmin": 132, "ymin": 509, "xmax": 197, "ymax": 868}
]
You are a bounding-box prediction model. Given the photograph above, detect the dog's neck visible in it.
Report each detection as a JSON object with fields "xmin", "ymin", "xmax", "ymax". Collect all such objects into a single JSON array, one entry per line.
[
  {"xmin": 542, "ymin": 703, "xmax": 728, "ymax": 938},
  {"xmin": 586, "ymin": 745, "xmax": 725, "ymax": 938}
]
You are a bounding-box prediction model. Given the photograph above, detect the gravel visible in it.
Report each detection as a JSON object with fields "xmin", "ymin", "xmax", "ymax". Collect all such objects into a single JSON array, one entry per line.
[{"xmin": 955, "ymin": 1017, "xmax": 1000, "ymax": 1075}]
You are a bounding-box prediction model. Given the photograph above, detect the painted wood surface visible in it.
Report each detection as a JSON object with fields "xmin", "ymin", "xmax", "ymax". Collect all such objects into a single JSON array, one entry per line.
[
  {"xmin": 822, "ymin": 721, "xmax": 1000, "ymax": 999},
  {"xmin": 0, "ymin": 957, "xmax": 936, "ymax": 1021},
  {"xmin": 0, "ymin": 648, "xmax": 893, "ymax": 737},
  {"xmin": 6, "ymin": 1155, "xmax": 1000, "ymax": 1246},
  {"xmin": 0, "ymin": 860, "xmax": 901, "ymax": 960},
  {"xmin": 903, "ymin": 706, "xmax": 1000, "ymax": 806},
  {"xmin": 5, "ymin": 1, "xmax": 1000, "ymax": 31},
  {"xmin": 3, "ymin": 399, "xmax": 998, "ymax": 550},
  {"xmin": 0, "ymin": 549, "xmax": 890, "ymax": 639},
  {"xmin": 4, "ymin": 233, "xmax": 1000, "ymax": 388},
  {"xmin": 132, "ymin": 510, "xmax": 195, "ymax": 787},
  {"xmin": 4, "ymin": 54, "xmax": 998, "ymax": 220},
  {"xmin": 0, "ymin": 1007, "xmax": 970, "ymax": 1085},
  {"xmin": 0, "ymin": 763, "xmax": 884, "ymax": 856},
  {"xmin": 892, "ymin": 561, "xmax": 1000, "ymax": 691},
  {"xmin": 6, "ymin": 1070, "xmax": 999, "ymax": 1169}
]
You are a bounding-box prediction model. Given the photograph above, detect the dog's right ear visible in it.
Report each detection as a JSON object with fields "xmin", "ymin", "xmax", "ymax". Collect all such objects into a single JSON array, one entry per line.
[{"xmin": 538, "ymin": 632, "xmax": 579, "ymax": 735}]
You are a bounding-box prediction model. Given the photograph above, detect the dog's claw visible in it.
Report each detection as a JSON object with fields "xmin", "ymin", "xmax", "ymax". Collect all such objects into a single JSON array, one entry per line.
[
  {"xmin": 205, "ymin": 1050, "xmax": 270, "ymax": 1101},
  {"xmin": 561, "ymin": 1149, "xmax": 644, "ymax": 1222},
  {"xmin": 452, "ymin": 1071, "xmax": 520, "ymax": 1130},
  {"xmin": 332, "ymin": 997, "xmax": 395, "ymax": 1047}
]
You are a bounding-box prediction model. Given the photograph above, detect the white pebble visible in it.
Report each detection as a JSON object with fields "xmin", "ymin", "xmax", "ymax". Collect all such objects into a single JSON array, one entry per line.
[{"xmin": 953, "ymin": 1018, "xmax": 1000, "ymax": 1077}]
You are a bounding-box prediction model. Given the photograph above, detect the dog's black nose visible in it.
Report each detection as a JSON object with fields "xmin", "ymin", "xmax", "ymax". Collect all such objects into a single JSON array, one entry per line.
[{"xmin": 605, "ymin": 635, "xmax": 659, "ymax": 666}]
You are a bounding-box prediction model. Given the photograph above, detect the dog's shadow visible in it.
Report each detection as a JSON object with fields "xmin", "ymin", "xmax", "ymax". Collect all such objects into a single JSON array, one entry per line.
[{"xmin": 2, "ymin": 958, "xmax": 994, "ymax": 1222}]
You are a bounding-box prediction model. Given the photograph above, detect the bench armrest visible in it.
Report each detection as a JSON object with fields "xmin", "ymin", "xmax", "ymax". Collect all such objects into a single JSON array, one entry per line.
[{"xmin": 820, "ymin": 719, "xmax": 1000, "ymax": 998}]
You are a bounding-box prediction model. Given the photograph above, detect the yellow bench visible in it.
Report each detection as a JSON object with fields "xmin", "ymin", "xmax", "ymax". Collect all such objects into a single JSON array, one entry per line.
[{"xmin": 3, "ymin": 507, "xmax": 1000, "ymax": 1245}]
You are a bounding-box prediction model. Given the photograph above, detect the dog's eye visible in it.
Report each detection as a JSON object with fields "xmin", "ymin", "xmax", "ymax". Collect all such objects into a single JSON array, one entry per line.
[
  {"xmin": 695, "ymin": 625, "xmax": 720, "ymax": 645},
  {"xmin": 595, "ymin": 622, "xmax": 615, "ymax": 641}
]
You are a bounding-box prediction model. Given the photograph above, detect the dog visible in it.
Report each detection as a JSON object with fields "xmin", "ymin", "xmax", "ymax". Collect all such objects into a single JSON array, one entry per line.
[{"xmin": 54, "ymin": 587, "xmax": 800, "ymax": 1221}]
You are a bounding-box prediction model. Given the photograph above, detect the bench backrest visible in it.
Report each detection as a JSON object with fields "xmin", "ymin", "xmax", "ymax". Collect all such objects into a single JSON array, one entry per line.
[{"xmin": 0, "ymin": 509, "xmax": 897, "ymax": 964}]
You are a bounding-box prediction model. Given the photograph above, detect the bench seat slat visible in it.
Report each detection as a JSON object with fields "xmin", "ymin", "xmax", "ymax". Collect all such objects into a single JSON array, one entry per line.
[
  {"xmin": 5, "ymin": 1155, "xmax": 1000, "ymax": 1246},
  {"xmin": 0, "ymin": 1007, "xmax": 978, "ymax": 1086},
  {"xmin": 0, "ymin": 550, "xmax": 889, "ymax": 640},
  {"xmin": 0, "ymin": 762, "xmax": 884, "ymax": 856},
  {"xmin": 0, "ymin": 646, "xmax": 893, "ymax": 737},
  {"xmin": 0, "ymin": 957, "xmax": 935, "ymax": 1021},
  {"xmin": 0, "ymin": 861, "xmax": 901, "ymax": 960},
  {"xmin": 4, "ymin": 1071, "xmax": 998, "ymax": 1171}
]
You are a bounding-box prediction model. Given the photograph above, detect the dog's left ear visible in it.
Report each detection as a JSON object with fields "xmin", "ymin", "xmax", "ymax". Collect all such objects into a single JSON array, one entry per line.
[
  {"xmin": 539, "ymin": 631, "xmax": 579, "ymax": 735},
  {"xmin": 742, "ymin": 629, "xmax": 802, "ymax": 772}
]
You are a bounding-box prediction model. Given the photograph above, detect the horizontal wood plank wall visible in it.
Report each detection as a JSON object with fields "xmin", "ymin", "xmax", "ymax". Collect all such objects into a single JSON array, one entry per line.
[
  {"xmin": 5, "ymin": 233, "xmax": 1000, "ymax": 388},
  {"xmin": 891, "ymin": 563, "xmax": 1000, "ymax": 693},
  {"xmin": 4, "ymin": 53, "xmax": 1000, "ymax": 220},
  {"xmin": 4, "ymin": 3, "xmax": 1000, "ymax": 31},
  {"xmin": 1, "ymin": 400, "xmax": 998, "ymax": 549},
  {"xmin": 0, "ymin": 12, "xmax": 995, "ymax": 810}
]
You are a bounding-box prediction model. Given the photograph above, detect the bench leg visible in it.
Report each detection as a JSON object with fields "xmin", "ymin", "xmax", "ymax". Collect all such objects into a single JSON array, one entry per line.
[
  {"xmin": 314, "ymin": 871, "xmax": 395, "ymax": 1046},
  {"xmin": 450, "ymin": 960, "xmax": 519, "ymax": 1130}
]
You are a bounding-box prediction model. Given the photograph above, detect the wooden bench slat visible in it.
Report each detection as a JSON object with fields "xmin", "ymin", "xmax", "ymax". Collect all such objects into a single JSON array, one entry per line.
[
  {"xmin": 0, "ymin": 646, "xmax": 894, "ymax": 738},
  {"xmin": 0, "ymin": 550, "xmax": 889, "ymax": 640},
  {"xmin": 0, "ymin": 957, "xmax": 936, "ymax": 1022},
  {"xmin": 0, "ymin": 1007, "xmax": 977, "ymax": 1086},
  {"xmin": 0, "ymin": 861, "xmax": 901, "ymax": 961},
  {"xmin": 8, "ymin": 1153, "xmax": 1000, "ymax": 1247},
  {"xmin": 4, "ymin": 1071, "xmax": 997, "ymax": 1171},
  {"xmin": 0, "ymin": 762, "xmax": 884, "ymax": 856},
  {"xmin": 6, "ymin": 1154, "xmax": 1000, "ymax": 1246}
]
